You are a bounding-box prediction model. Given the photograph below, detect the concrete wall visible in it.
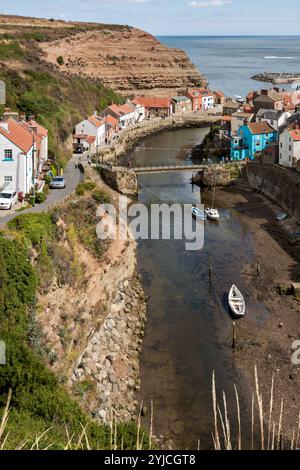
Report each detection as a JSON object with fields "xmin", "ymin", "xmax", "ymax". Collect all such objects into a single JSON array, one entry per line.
[{"xmin": 245, "ymin": 162, "xmax": 300, "ymax": 220}]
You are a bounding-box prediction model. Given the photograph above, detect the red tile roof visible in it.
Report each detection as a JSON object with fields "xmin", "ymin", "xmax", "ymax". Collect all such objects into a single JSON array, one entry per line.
[
  {"xmin": 28, "ymin": 119, "xmax": 48, "ymax": 137},
  {"xmin": 108, "ymin": 104, "xmax": 134, "ymax": 116},
  {"xmin": 0, "ymin": 118, "xmax": 34, "ymax": 153},
  {"xmin": 135, "ymin": 96, "xmax": 171, "ymax": 109},
  {"xmin": 186, "ymin": 88, "xmax": 213, "ymax": 98},
  {"xmin": 105, "ymin": 114, "xmax": 119, "ymax": 127},
  {"xmin": 88, "ymin": 116, "xmax": 105, "ymax": 128},
  {"xmin": 214, "ymin": 90, "xmax": 225, "ymax": 98},
  {"xmin": 290, "ymin": 129, "xmax": 300, "ymax": 141},
  {"xmin": 248, "ymin": 122, "xmax": 275, "ymax": 135}
]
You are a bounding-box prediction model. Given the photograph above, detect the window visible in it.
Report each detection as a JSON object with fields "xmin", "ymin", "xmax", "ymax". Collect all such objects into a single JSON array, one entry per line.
[
  {"xmin": 4, "ymin": 149, "xmax": 12, "ymax": 160},
  {"xmin": 4, "ymin": 176, "xmax": 12, "ymax": 182}
]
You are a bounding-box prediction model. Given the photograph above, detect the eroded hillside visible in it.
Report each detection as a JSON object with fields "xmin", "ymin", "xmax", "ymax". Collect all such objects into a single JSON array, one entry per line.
[{"xmin": 40, "ymin": 26, "xmax": 206, "ymax": 96}]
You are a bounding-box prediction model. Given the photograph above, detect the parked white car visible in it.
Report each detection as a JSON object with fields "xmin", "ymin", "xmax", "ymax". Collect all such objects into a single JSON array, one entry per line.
[{"xmin": 0, "ymin": 190, "xmax": 18, "ymax": 210}]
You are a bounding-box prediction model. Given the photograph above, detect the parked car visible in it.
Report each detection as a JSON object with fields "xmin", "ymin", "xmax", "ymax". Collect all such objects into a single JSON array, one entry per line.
[
  {"xmin": 0, "ymin": 190, "xmax": 18, "ymax": 210},
  {"xmin": 50, "ymin": 177, "xmax": 66, "ymax": 189}
]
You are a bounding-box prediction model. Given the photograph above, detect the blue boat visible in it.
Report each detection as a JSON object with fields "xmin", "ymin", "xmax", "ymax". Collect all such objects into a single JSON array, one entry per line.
[{"xmin": 192, "ymin": 207, "xmax": 207, "ymax": 221}]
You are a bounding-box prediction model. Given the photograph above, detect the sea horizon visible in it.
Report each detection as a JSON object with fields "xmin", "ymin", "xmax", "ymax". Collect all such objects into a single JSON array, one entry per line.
[{"xmin": 158, "ymin": 35, "xmax": 300, "ymax": 97}]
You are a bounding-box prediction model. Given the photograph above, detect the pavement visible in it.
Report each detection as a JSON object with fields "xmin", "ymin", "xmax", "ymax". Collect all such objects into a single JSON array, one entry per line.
[{"xmin": 0, "ymin": 154, "xmax": 85, "ymax": 228}]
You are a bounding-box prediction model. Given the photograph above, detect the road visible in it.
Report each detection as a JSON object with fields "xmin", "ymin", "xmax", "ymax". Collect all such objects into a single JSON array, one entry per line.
[{"xmin": 0, "ymin": 154, "xmax": 84, "ymax": 228}]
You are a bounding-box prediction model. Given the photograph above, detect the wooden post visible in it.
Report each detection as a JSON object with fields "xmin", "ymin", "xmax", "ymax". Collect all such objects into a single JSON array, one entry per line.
[
  {"xmin": 232, "ymin": 321, "xmax": 236, "ymax": 349},
  {"xmin": 256, "ymin": 257, "xmax": 261, "ymax": 278}
]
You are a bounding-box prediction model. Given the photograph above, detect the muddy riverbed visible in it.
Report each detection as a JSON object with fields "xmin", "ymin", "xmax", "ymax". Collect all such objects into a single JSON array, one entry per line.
[{"xmin": 122, "ymin": 128, "xmax": 300, "ymax": 449}]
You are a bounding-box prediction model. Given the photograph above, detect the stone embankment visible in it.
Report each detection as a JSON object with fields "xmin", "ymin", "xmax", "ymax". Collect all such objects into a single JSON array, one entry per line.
[
  {"xmin": 245, "ymin": 162, "xmax": 300, "ymax": 221},
  {"xmin": 98, "ymin": 114, "xmax": 219, "ymax": 164},
  {"xmin": 70, "ymin": 273, "xmax": 147, "ymax": 423}
]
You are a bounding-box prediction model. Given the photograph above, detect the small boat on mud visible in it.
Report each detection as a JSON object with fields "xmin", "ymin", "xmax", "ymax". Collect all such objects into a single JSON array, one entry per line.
[
  {"xmin": 192, "ymin": 207, "xmax": 207, "ymax": 221},
  {"xmin": 228, "ymin": 285, "xmax": 245, "ymax": 318},
  {"xmin": 205, "ymin": 208, "xmax": 220, "ymax": 221},
  {"xmin": 277, "ymin": 213, "xmax": 288, "ymax": 221}
]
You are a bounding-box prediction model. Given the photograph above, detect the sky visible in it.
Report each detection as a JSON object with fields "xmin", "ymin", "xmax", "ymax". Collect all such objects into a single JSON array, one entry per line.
[{"xmin": 1, "ymin": 0, "xmax": 300, "ymax": 36}]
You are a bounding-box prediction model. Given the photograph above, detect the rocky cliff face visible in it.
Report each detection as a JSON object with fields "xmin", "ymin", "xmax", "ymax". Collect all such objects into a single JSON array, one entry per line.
[{"xmin": 40, "ymin": 27, "xmax": 207, "ymax": 96}]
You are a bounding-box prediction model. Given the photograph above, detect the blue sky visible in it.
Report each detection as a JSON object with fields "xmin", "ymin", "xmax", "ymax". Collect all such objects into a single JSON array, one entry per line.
[{"xmin": 1, "ymin": 0, "xmax": 300, "ymax": 35}]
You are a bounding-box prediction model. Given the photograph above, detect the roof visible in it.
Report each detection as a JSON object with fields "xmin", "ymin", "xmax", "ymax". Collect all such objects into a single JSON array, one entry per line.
[
  {"xmin": 186, "ymin": 88, "xmax": 213, "ymax": 98},
  {"xmin": 171, "ymin": 96, "xmax": 191, "ymax": 103},
  {"xmin": 247, "ymin": 122, "xmax": 275, "ymax": 135},
  {"xmin": 214, "ymin": 90, "xmax": 225, "ymax": 98},
  {"xmin": 135, "ymin": 96, "xmax": 171, "ymax": 108},
  {"xmin": 256, "ymin": 109, "xmax": 282, "ymax": 120},
  {"xmin": 232, "ymin": 111, "xmax": 253, "ymax": 119},
  {"xmin": 28, "ymin": 119, "xmax": 48, "ymax": 137},
  {"xmin": 86, "ymin": 135, "xmax": 96, "ymax": 144},
  {"xmin": 108, "ymin": 104, "xmax": 134, "ymax": 116},
  {"xmin": 289, "ymin": 129, "xmax": 300, "ymax": 141},
  {"xmin": 0, "ymin": 118, "xmax": 34, "ymax": 153},
  {"xmin": 88, "ymin": 116, "xmax": 105, "ymax": 128},
  {"xmin": 105, "ymin": 114, "xmax": 119, "ymax": 127},
  {"xmin": 224, "ymin": 100, "xmax": 240, "ymax": 109},
  {"xmin": 73, "ymin": 133, "xmax": 89, "ymax": 139},
  {"xmin": 254, "ymin": 89, "xmax": 284, "ymax": 103}
]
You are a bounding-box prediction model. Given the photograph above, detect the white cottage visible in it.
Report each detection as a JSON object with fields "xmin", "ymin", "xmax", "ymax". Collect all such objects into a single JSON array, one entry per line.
[
  {"xmin": 279, "ymin": 127, "xmax": 300, "ymax": 167},
  {"xmin": 75, "ymin": 115, "xmax": 106, "ymax": 149},
  {"xmin": 0, "ymin": 118, "xmax": 36, "ymax": 194}
]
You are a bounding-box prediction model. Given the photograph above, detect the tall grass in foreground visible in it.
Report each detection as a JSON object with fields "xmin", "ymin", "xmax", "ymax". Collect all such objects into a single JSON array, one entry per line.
[
  {"xmin": 0, "ymin": 390, "xmax": 154, "ymax": 450},
  {"xmin": 212, "ymin": 366, "xmax": 300, "ymax": 450},
  {"xmin": 1, "ymin": 368, "xmax": 299, "ymax": 450}
]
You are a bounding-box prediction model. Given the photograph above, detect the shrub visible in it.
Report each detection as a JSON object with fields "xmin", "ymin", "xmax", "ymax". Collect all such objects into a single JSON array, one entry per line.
[
  {"xmin": 35, "ymin": 192, "xmax": 46, "ymax": 204},
  {"xmin": 8, "ymin": 213, "xmax": 55, "ymax": 247},
  {"xmin": 92, "ymin": 189, "xmax": 111, "ymax": 204},
  {"xmin": 56, "ymin": 56, "xmax": 64, "ymax": 66}
]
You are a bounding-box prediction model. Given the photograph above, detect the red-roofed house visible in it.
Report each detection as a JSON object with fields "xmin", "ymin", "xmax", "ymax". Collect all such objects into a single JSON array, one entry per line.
[
  {"xmin": 134, "ymin": 97, "xmax": 172, "ymax": 118},
  {"xmin": 0, "ymin": 115, "xmax": 43, "ymax": 194},
  {"xmin": 75, "ymin": 113, "xmax": 106, "ymax": 150},
  {"xmin": 185, "ymin": 88, "xmax": 214, "ymax": 111},
  {"xmin": 279, "ymin": 125, "xmax": 300, "ymax": 167},
  {"xmin": 214, "ymin": 90, "xmax": 226, "ymax": 105},
  {"xmin": 102, "ymin": 104, "xmax": 135, "ymax": 129}
]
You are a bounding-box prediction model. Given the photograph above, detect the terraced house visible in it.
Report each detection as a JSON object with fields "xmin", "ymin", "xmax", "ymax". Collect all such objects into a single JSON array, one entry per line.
[
  {"xmin": 230, "ymin": 122, "xmax": 277, "ymax": 161},
  {"xmin": 0, "ymin": 112, "xmax": 48, "ymax": 194}
]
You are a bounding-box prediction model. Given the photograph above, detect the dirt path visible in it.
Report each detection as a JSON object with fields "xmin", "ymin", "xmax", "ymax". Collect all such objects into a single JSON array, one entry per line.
[{"xmin": 213, "ymin": 183, "xmax": 300, "ymax": 442}]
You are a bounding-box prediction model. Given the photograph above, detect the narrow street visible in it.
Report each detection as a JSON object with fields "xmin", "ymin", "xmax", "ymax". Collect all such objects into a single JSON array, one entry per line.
[{"xmin": 0, "ymin": 155, "xmax": 84, "ymax": 227}]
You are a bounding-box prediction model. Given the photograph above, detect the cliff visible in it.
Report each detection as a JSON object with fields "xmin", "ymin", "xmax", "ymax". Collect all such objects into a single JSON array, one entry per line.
[{"xmin": 39, "ymin": 26, "xmax": 206, "ymax": 96}]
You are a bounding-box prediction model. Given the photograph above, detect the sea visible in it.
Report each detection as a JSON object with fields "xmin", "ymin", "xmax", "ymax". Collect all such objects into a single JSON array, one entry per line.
[{"xmin": 157, "ymin": 36, "xmax": 300, "ymax": 98}]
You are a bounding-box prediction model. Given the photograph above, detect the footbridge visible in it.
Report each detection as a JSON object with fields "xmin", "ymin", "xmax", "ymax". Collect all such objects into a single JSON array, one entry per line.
[{"xmin": 131, "ymin": 161, "xmax": 217, "ymax": 175}]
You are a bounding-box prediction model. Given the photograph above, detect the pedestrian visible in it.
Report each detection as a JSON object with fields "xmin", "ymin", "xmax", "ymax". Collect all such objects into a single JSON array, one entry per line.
[
  {"xmin": 128, "ymin": 160, "xmax": 132, "ymax": 169},
  {"xmin": 75, "ymin": 161, "xmax": 78, "ymax": 169}
]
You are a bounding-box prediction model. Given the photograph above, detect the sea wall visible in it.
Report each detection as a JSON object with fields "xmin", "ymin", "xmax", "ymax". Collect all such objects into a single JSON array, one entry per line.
[
  {"xmin": 98, "ymin": 115, "xmax": 217, "ymax": 164},
  {"xmin": 245, "ymin": 163, "xmax": 300, "ymax": 220}
]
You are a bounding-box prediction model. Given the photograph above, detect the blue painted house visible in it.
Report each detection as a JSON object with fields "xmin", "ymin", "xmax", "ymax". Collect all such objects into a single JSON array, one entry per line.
[{"xmin": 230, "ymin": 122, "xmax": 277, "ymax": 161}]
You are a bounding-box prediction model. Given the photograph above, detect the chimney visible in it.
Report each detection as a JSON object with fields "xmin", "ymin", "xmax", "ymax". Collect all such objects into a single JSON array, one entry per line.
[
  {"xmin": 3, "ymin": 110, "xmax": 19, "ymax": 122},
  {"xmin": 28, "ymin": 115, "xmax": 36, "ymax": 122},
  {"xmin": 261, "ymin": 90, "xmax": 269, "ymax": 96}
]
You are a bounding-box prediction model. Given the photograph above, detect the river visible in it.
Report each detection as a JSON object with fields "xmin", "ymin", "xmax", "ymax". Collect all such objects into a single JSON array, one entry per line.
[{"xmin": 123, "ymin": 127, "xmax": 263, "ymax": 449}]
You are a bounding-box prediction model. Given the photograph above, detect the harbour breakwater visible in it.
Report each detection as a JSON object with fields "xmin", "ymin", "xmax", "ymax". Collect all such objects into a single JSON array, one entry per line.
[{"xmin": 245, "ymin": 163, "xmax": 300, "ymax": 221}]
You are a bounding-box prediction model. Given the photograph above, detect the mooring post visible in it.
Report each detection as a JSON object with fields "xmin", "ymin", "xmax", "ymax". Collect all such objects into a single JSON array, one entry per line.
[
  {"xmin": 232, "ymin": 321, "xmax": 236, "ymax": 349},
  {"xmin": 256, "ymin": 257, "xmax": 261, "ymax": 278},
  {"xmin": 208, "ymin": 256, "xmax": 213, "ymax": 286}
]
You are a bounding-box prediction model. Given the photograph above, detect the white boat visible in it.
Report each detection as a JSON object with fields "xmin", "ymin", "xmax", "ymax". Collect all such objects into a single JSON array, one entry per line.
[
  {"xmin": 228, "ymin": 285, "xmax": 245, "ymax": 318},
  {"xmin": 192, "ymin": 207, "xmax": 207, "ymax": 221},
  {"xmin": 205, "ymin": 178, "xmax": 220, "ymax": 221},
  {"xmin": 277, "ymin": 213, "xmax": 288, "ymax": 221},
  {"xmin": 205, "ymin": 208, "xmax": 220, "ymax": 221}
]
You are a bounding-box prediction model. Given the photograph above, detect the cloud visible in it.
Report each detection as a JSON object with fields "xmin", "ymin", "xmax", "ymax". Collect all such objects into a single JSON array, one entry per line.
[{"xmin": 189, "ymin": 0, "xmax": 232, "ymax": 7}]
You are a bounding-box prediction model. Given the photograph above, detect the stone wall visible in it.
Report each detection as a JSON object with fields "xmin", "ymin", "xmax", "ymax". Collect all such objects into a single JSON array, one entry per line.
[
  {"xmin": 100, "ymin": 167, "xmax": 138, "ymax": 196},
  {"xmin": 245, "ymin": 163, "xmax": 300, "ymax": 220}
]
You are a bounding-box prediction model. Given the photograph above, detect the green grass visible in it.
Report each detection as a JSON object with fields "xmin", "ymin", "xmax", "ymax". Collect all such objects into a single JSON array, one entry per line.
[
  {"xmin": 0, "ymin": 32, "xmax": 123, "ymax": 165},
  {"xmin": 0, "ymin": 42, "xmax": 24, "ymax": 59}
]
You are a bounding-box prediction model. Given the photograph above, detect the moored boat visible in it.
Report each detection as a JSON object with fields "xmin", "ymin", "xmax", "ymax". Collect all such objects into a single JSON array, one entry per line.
[
  {"xmin": 192, "ymin": 207, "xmax": 207, "ymax": 221},
  {"xmin": 228, "ymin": 284, "xmax": 245, "ymax": 318},
  {"xmin": 205, "ymin": 208, "xmax": 220, "ymax": 221}
]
